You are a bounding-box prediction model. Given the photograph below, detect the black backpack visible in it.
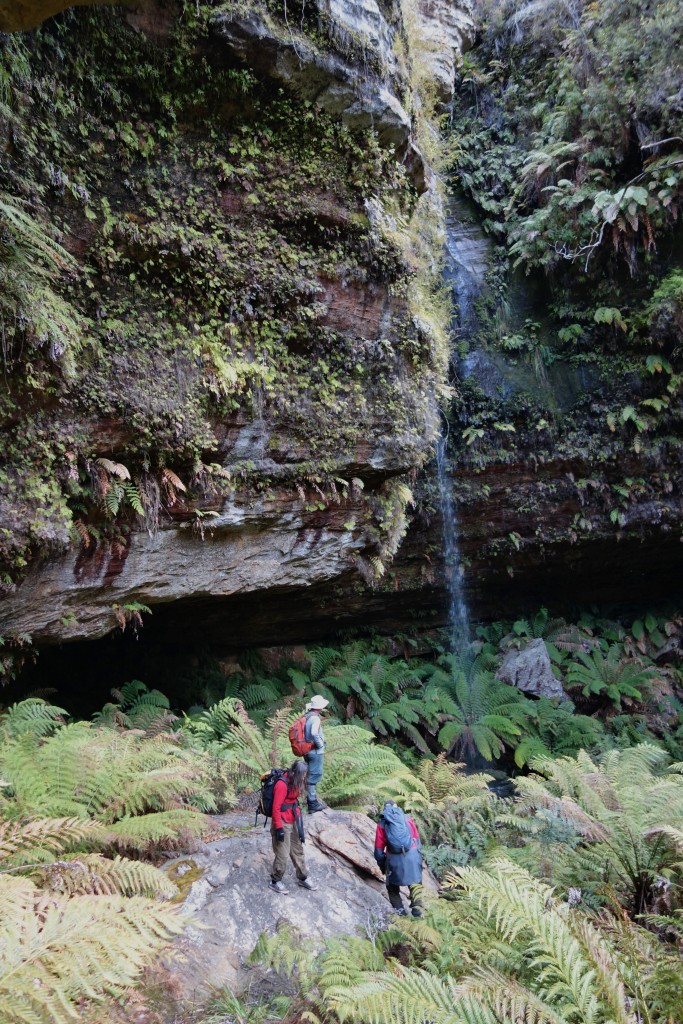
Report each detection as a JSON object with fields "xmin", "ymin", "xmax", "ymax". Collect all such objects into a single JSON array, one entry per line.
[{"xmin": 255, "ymin": 767, "xmax": 288, "ymax": 826}]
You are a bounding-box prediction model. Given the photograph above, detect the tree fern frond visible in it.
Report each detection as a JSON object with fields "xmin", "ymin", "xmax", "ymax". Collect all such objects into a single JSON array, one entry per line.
[
  {"xmin": 37, "ymin": 853, "xmax": 177, "ymax": 898},
  {"xmin": 106, "ymin": 809, "xmax": 206, "ymax": 850},
  {"xmin": 0, "ymin": 698, "xmax": 66, "ymax": 739}
]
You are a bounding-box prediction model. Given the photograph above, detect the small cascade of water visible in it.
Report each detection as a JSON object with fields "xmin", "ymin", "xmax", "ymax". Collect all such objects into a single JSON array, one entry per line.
[{"xmin": 435, "ymin": 430, "xmax": 470, "ymax": 657}]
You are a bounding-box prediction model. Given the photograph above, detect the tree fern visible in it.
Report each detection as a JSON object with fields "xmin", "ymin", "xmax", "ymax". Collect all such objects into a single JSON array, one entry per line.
[
  {"xmin": 509, "ymin": 745, "xmax": 683, "ymax": 913},
  {"xmin": 0, "ymin": 816, "xmax": 105, "ymax": 868},
  {"xmin": 0, "ymin": 739, "xmax": 188, "ymax": 1020},
  {"xmin": 324, "ymin": 860, "xmax": 645, "ymax": 1024},
  {"xmin": 187, "ymin": 698, "xmax": 427, "ymax": 808},
  {"xmin": 504, "ymin": 607, "xmax": 591, "ymax": 666},
  {"xmin": 95, "ymin": 680, "xmax": 177, "ymax": 734},
  {"xmin": 566, "ymin": 646, "xmax": 658, "ymax": 708},
  {"xmin": 428, "ymin": 658, "xmax": 532, "ymax": 762}
]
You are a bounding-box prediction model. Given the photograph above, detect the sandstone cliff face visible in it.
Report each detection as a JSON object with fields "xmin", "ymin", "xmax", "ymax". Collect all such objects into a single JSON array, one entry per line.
[{"xmin": 0, "ymin": 0, "xmax": 476, "ymax": 646}]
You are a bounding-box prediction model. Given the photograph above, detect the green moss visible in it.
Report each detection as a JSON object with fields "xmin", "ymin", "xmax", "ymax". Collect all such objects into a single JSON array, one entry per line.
[{"xmin": 164, "ymin": 858, "xmax": 205, "ymax": 904}]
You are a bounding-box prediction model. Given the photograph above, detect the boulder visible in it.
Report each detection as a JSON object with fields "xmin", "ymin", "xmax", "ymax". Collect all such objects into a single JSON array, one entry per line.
[
  {"xmin": 496, "ymin": 638, "xmax": 569, "ymax": 701},
  {"xmin": 163, "ymin": 808, "xmax": 438, "ymax": 1002}
]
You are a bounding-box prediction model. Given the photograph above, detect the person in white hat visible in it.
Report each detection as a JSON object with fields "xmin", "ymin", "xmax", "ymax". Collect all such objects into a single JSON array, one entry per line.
[{"xmin": 303, "ymin": 695, "xmax": 329, "ymax": 812}]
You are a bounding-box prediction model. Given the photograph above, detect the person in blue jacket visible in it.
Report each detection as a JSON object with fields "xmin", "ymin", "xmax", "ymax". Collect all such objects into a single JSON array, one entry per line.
[
  {"xmin": 373, "ymin": 801, "xmax": 423, "ymax": 917},
  {"xmin": 303, "ymin": 695, "xmax": 329, "ymax": 812}
]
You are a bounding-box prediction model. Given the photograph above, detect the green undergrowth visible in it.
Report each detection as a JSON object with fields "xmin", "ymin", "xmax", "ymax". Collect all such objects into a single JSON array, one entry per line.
[
  {"xmin": 1, "ymin": 602, "xmax": 682, "ymax": 1020},
  {"xmin": 442, "ymin": 0, "xmax": 683, "ymax": 527}
]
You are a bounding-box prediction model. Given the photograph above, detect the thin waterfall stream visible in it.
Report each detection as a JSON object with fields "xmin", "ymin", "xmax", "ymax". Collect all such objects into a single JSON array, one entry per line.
[
  {"xmin": 435, "ymin": 431, "xmax": 470, "ymax": 655},
  {"xmin": 435, "ymin": 192, "xmax": 491, "ymax": 657}
]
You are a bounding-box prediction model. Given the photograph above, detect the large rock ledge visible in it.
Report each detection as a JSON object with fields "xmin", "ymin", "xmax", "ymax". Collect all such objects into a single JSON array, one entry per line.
[
  {"xmin": 212, "ymin": 0, "xmax": 476, "ymax": 193},
  {"xmin": 163, "ymin": 808, "xmax": 438, "ymax": 1003},
  {"xmin": 0, "ymin": 490, "xmax": 370, "ymax": 643},
  {"xmin": 212, "ymin": 4, "xmax": 424, "ymax": 187}
]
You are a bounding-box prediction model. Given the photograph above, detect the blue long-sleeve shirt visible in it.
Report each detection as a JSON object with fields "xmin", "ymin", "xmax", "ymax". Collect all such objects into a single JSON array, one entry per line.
[{"xmin": 304, "ymin": 711, "xmax": 325, "ymax": 750}]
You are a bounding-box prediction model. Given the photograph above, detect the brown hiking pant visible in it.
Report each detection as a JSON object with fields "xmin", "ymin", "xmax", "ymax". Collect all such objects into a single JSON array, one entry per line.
[{"xmin": 271, "ymin": 822, "xmax": 307, "ymax": 882}]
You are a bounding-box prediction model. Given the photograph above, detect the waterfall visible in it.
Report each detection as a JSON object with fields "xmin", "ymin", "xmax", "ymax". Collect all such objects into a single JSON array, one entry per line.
[
  {"xmin": 434, "ymin": 192, "xmax": 491, "ymax": 655},
  {"xmin": 435, "ymin": 431, "xmax": 470, "ymax": 656},
  {"xmin": 443, "ymin": 192, "xmax": 491, "ymax": 340}
]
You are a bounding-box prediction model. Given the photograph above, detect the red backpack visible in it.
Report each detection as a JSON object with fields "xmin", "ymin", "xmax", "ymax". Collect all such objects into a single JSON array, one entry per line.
[{"xmin": 289, "ymin": 714, "xmax": 314, "ymax": 756}]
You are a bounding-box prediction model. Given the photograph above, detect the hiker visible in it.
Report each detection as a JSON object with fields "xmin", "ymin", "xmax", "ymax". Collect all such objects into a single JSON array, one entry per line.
[
  {"xmin": 269, "ymin": 759, "xmax": 318, "ymax": 895},
  {"xmin": 373, "ymin": 800, "xmax": 424, "ymax": 917},
  {"xmin": 289, "ymin": 695, "xmax": 329, "ymax": 813}
]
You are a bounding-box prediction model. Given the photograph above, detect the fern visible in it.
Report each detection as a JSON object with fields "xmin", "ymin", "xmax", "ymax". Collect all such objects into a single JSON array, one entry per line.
[
  {"xmin": 508, "ymin": 745, "xmax": 683, "ymax": 913},
  {"xmin": 35, "ymin": 853, "xmax": 177, "ymax": 897},
  {"xmin": 0, "ymin": 816, "xmax": 105, "ymax": 867},
  {"xmin": 0, "ymin": 697, "xmax": 66, "ymax": 738},
  {"xmin": 98, "ymin": 680, "xmax": 177, "ymax": 734},
  {"xmin": 566, "ymin": 646, "xmax": 659, "ymax": 708},
  {"xmin": 0, "ymin": 876, "xmax": 183, "ymax": 1024},
  {"xmin": 428, "ymin": 657, "xmax": 532, "ymax": 762},
  {"xmin": 190, "ymin": 699, "xmax": 427, "ymax": 808},
  {"xmin": 0, "ymin": 723, "xmax": 213, "ymax": 849}
]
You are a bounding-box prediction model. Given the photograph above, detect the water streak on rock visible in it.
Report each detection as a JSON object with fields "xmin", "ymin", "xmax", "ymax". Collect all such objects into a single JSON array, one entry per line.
[
  {"xmin": 435, "ymin": 431, "xmax": 470, "ymax": 655},
  {"xmin": 433, "ymin": 192, "xmax": 491, "ymax": 654}
]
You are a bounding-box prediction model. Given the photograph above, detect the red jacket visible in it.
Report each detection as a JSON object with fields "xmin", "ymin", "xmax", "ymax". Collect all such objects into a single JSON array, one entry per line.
[
  {"xmin": 272, "ymin": 776, "xmax": 302, "ymax": 828},
  {"xmin": 374, "ymin": 817, "xmax": 420, "ymax": 854}
]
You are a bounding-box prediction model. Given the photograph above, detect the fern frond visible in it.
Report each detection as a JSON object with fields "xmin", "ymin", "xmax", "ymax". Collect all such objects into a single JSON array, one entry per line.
[
  {"xmin": 0, "ymin": 817, "xmax": 105, "ymax": 868},
  {"xmin": 0, "ymin": 698, "xmax": 66, "ymax": 739},
  {"xmin": 37, "ymin": 853, "xmax": 177, "ymax": 898},
  {"xmin": 0, "ymin": 878, "xmax": 183, "ymax": 1024}
]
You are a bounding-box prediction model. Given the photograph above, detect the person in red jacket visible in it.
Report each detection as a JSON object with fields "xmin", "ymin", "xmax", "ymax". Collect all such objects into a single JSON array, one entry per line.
[{"xmin": 269, "ymin": 760, "xmax": 318, "ymax": 894}]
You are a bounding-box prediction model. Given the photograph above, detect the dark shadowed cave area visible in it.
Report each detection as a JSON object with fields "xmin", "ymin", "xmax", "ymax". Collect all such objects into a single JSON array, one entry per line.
[{"xmin": 11, "ymin": 523, "xmax": 683, "ymax": 717}]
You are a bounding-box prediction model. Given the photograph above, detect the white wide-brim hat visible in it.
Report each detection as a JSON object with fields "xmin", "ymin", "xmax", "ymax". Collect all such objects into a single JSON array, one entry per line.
[{"xmin": 306, "ymin": 695, "xmax": 330, "ymax": 711}]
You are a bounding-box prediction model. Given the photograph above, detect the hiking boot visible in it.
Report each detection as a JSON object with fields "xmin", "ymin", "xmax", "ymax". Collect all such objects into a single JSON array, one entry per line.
[
  {"xmin": 298, "ymin": 878, "xmax": 318, "ymax": 891},
  {"xmin": 307, "ymin": 800, "xmax": 326, "ymax": 813},
  {"xmin": 411, "ymin": 907, "xmax": 423, "ymax": 918},
  {"xmin": 269, "ymin": 879, "xmax": 289, "ymax": 894},
  {"xmin": 390, "ymin": 906, "xmax": 407, "ymax": 916}
]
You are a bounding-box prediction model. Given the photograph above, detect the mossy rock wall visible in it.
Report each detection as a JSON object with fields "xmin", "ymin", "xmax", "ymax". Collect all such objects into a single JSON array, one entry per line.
[{"xmin": 0, "ymin": 0, "xmax": 473, "ymax": 643}]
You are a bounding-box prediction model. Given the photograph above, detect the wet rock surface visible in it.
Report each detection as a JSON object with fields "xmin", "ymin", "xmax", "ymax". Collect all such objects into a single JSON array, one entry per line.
[
  {"xmin": 164, "ymin": 809, "xmax": 437, "ymax": 1002},
  {"xmin": 212, "ymin": 4, "xmax": 416, "ymax": 175}
]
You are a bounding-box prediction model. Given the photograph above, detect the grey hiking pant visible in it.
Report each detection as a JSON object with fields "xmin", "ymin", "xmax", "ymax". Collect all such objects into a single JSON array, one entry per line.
[
  {"xmin": 271, "ymin": 822, "xmax": 307, "ymax": 882},
  {"xmin": 387, "ymin": 883, "xmax": 422, "ymax": 913}
]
